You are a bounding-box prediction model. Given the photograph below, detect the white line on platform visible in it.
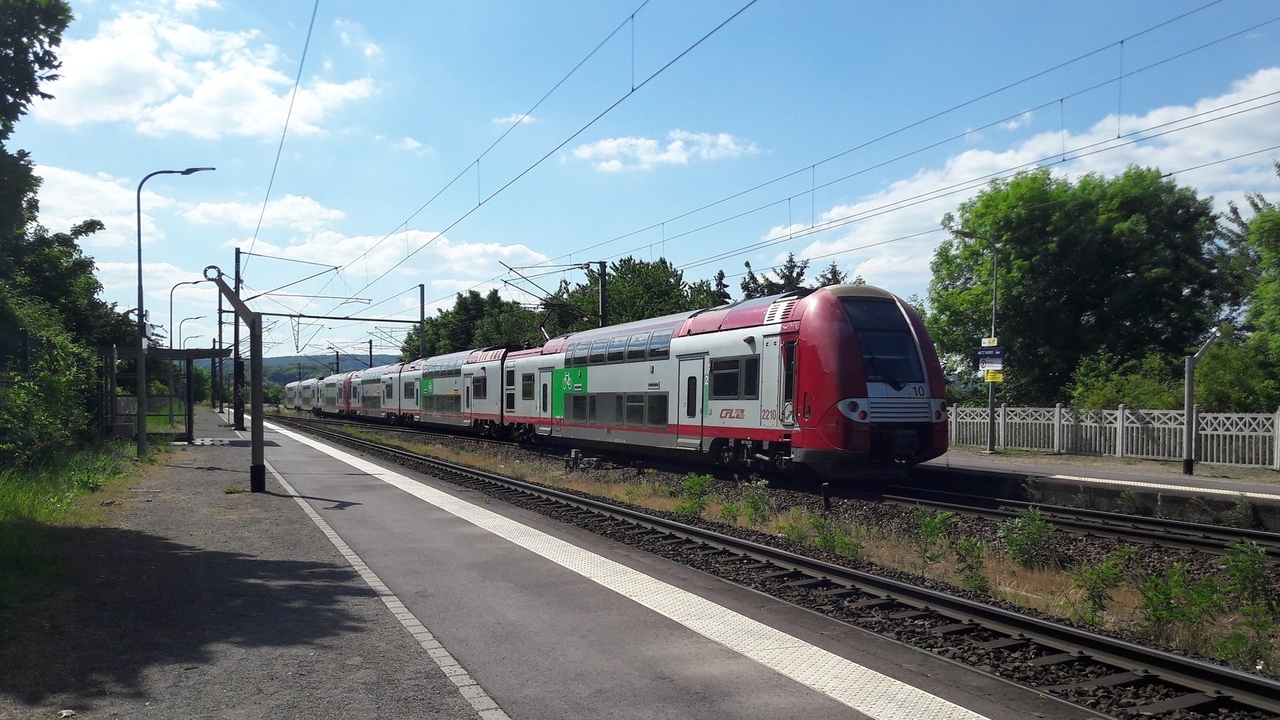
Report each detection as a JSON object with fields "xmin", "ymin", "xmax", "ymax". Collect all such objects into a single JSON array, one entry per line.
[
  {"xmin": 1047, "ymin": 474, "xmax": 1280, "ymax": 503},
  {"xmin": 267, "ymin": 420, "xmax": 991, "ymax": 720},
  {"xmin": 265, "ymin": 459, "xmax": 511, "ymax": 720}
]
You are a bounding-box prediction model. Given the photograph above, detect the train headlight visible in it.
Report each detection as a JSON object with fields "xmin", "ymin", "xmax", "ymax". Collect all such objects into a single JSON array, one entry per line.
[{"xmin": 846, "ymin": 401, "xmax": 859, "ymax": 413}]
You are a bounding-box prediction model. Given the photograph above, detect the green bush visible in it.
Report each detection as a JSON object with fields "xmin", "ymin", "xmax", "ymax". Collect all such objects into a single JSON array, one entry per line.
[
  {"xmin": 1067, "ymin": 546, "xmax": 1137, "ymax": 625},
  {"xmin": 997, "ymin": 507, "xmax": 1058, "ymax": 568},
  {"xmin": 954, "ymin": 537, "xmax": 990, "ymax": 593},
  {"xmin": 1137, "ymin": 562, "xmax": 1219, "ymax": 649},
  {"xmin": 910, "ymin": 506, "xmax": 958, "ymax": 577},
  {"xmin": 742, "ymin": 479, "xmax": 770, "ymax": 525}
]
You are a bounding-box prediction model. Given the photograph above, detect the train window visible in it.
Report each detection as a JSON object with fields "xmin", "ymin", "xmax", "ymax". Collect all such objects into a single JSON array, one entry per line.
[
  {"xmin": 743, "ymin": 356, "xmax": 759, "ymax": 400},
  {"xmin": 571, "ymin": 395, "xmax": 588, "ymax": 422},
  {"xmin": 615, "ymin": 394, "xmax": 625, "ymax": 424},
  {"xmin": 647, "ymin": 329, "xmax": 672, "ymax": 360},
  {"xmin": 521, "ymin": 373, "xmax": 535, "ymax": 400},
  {"xmin": 422, "ymin": 395, "xmax": 435, "ymax": 412},
  {"xmin": 710, "ymin": 358, "xmax": 740, "ymax": 399},
  {"xmin": 541, "ymin": 383, "xmax": 549, "ymax": 413},
  {"xmin": 385, "ymin": 383, "xmax": 394, "ymax": 400},
  {"xmin": 505, "ymin": 369, "xmax": 515, "ymax": 387},
  {"xmin": 588, "ymin": 395, "xmax": 597, "ymax": 424},
  {"xmin": 686, "ymin": 377, "xmax": 697, "ymax": 418},
  {"xmin": 403, "ymin": 381, "xmax": 415, "ymax": 400},
  {"xmin": 840, "ymin": 299, "xmax": 924, "ymax": 385},
  {"xmin": 626, "ymin": 332, "xmax": 649, "ymax": 361},
  {"xmin": 472, "ymin": 371, "xmax": 487, "ymax": 400},
  {"xmin": 589, "ymin": 339, "xmax": 608, "ymax": 365},
  {"xmin": 573, "ymin": 342, "xmax": 590, "ymax": 367},
  {"xmin": 505, "ymin": 391, "xmax": 515, "ymax": 411},
  {"xmin": 607, "ymin": 337, "xmax": 627, "ymax": 363},
  {"xmin": 646, "ymin": 394, "xmax": 668, "ymax": 428},
  {"xmin": 625, "ymin": 394, "xmax": 645, "ymax": 426}
]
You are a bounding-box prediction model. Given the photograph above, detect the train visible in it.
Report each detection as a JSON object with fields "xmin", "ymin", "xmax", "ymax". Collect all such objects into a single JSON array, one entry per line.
[{"xmin": 284, "ymin": 283, "xmax": 948, "ymax": 479}]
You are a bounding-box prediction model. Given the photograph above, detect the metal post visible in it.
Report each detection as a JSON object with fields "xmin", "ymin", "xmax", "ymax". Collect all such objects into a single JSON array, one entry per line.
[
  {"xmin": 233, "ymin": 247, "xmax": 245, "ymax": 430},
  {"xmin": 1183, "ymin": 328, "xmax": 1221, "ymax": 475},
  {"xmin": 598, "ymin": 260, "xmax": 608, "ymax": 328},
  {"xmin": 1116, "ymin": 403, "xmax": 1127, "ymax": 458},
  {"xmin": 134, "ymin": 166, "xmax": 215, "ymax": 459},
  {"xmin": 1053, "ymin": 403, "xmax": 1063, "ymax": 454},
  {"xmin": 216, "ymin": 294, "xmax": 223, "ymax": 411},
  {"xmin": 249, "ymin": 313, "xmax": 265, "ymax": 492},
  {"xmin": 335, "ymin": 350, "xmax": 340, "ymax": 373},
  {"xmin": 185, "ymin": 354, "xmax": 195, "ymax": 444},
  {"xmin": 368, "ymin": 338, "xmax": 373, "ymax": 368},
  {"xmin": 419, "ymin": 283, "xmax": 426, "ymax": 360}
]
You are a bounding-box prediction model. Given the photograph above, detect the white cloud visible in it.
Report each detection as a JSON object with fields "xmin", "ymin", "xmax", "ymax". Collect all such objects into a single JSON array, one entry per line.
[
  {"xmin": 32, "ymin": 7, "xmax": 375, "ymax": 139},
  {"xmin": 186, "ymin": 195, "xmax": 345, "ymax": 232},
  {"xmin": 394, "ymin": 137, "xmax": 423, "ymax": 151},
  {"xmin": 31, "ymin": 165, "xmax": 184, "ymax": 248},
  {"xmin": 1000, "ymin": 111, "xmax": 1033, "ymax": 131},
  {"xmin": 572, "ymin": 129, "xmax": 758, "ymax": 171},
  {"xmin": 762, "ymin": 67, "xmax": 1280, "ymax": 298},
  {"xmin": 493, "ymin": 113, "xmax": 537, "ymax": 126}
]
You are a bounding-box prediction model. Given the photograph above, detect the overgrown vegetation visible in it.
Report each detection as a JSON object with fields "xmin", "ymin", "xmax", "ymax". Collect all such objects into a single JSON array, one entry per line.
[{"xmin": 997, "ymin": 507, "xmax": 1058, "ymax": 569}]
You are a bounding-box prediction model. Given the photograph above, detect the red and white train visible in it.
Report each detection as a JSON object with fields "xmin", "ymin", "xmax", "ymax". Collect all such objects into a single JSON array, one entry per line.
[{"xmin": 285, "ymin": 284, "xmax": 948, "ymax": 478}]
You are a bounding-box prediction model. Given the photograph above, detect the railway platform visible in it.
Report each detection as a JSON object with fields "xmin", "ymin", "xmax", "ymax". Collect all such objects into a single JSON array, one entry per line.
[
  {"xmin": 922, "ymin": 446, "xmax": 1280, "ymax": 530},
  {"xmin": 24, "ymin": 405, "xmax": 1277, "ymax": 718}
]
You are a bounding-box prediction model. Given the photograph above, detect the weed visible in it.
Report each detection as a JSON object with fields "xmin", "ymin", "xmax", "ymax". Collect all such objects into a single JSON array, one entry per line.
[
  {"xmin": 742, "ymin": 479, "xmax": 770, "ymax": 525},
  {"xmin": 954, "ymin": 537, "xmax": 990, "ymax": 594},
  {"xmin": 777, "ymin": 508, "xmax": 813, "ymax": 544},
  {"xmin": 1227, "ymin": 494, "xmax": 1258, "ymax": 530},
  {"xmin": 1119, "ymin": 490, "xmax": 1151, "ymax": 517},
  {"xmin": 223, "ymin": 487, "xmax": 246, "ymax": 495},
  {"xmin": 1067, "ymin": 546, "xmax": 1137, "ymax": 626},
  {"xmin": 620, "ymin": 483, "xmax": 643, "ymax": 505},
  {"xmin": 997, "ymin": 507, "xmax": 1058, "ymax": 569},
  {"xmin": 674, "ymin": 472, "xmax": 714, "ymax": 516},
  {"xmin": 717, "ymin": 502, "xmax": 742, "ymax": 525},
  {"xmin": 1137, "ymin": 562, "xmax": 1219, "ymax": 650},
  {"xmin": 909, "ymin": 506, "xmax": 958, "ymax": 578},
  {"xmin": 1213, "ymin": 604, "xmax": 1278, "ymax": 674}
]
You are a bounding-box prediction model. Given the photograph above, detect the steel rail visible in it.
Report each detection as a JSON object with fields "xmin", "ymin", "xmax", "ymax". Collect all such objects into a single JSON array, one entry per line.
[{"xmin": 278, "ymin": 417, "xmax": 1280, "ymax": 716}]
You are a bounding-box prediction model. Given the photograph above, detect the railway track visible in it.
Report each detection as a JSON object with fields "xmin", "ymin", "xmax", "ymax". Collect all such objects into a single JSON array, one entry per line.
[
  {"xmin": 275, "ymin": 416, "xmax": 1280, "ymax": 720},
  {"xmin": 282, "ymin": 412, "xmax": 1280, "ymax": 559},
  {"xmin": 858, "ymin": 479, "xmax": 1280, "ymax": 560}
]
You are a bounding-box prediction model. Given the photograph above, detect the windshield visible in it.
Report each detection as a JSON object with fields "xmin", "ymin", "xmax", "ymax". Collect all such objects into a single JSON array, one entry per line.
[{"xmin": 840, "ymin": 298, "xmax": 924, "ymax": 388}]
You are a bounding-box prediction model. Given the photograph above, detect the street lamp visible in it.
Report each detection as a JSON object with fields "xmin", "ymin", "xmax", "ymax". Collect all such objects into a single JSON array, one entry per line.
[
  {"xmin": 178, "ymin": 315, "xmax": 205, "ymax": 350},
  {"xmin": 955, "ymin": 229, "xmax": 999, "ymax": 453},
  {"xmin": 135, "ymin": 166, "xmax": 215, "ymax": 459},
  {"xmin": 169, "ymin": 280, "xmax": 208, "ymax": 425},
  {"xmin": 183, "ymin": 335, "xmax": 204, "ymax": 349}
]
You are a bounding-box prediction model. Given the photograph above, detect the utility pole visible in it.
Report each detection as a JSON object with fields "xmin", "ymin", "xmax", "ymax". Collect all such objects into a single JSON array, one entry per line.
[
  {"xmin": 215, "ymin": 291, "xmax": 223, "ymax": 411},
  {"xmin": 419, "ymin": 283, "xmax": 426, "ymax": 360},
  {"xmin": 233, "ymin": 247, "xmax": 245, "ymax": 430},
  {"xmin": 598, "ymin": 260, "xmax": 607, "ymax": 328},
  {"xmin": 334, "ymin": 349, "xmax": 340, "ymax": 373},
  {"xmin": 368, "ymin": 339, "xmax": 373, "ymax": 368}
]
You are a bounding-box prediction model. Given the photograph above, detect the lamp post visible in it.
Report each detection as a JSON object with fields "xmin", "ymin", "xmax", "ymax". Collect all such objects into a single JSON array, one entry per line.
[
  {"xmin": 183, "ymin": 335, "xmax": 204, "ymax": 349},
  {"xmin": 955, "ymin": 229, "xmax": 999, "ymax": 453},
  {"xmin": 178, "ymin": 315, "xmax": 205, "ymax": 352},
  {"xmin": 168, "ymin": 279, "xmax": 208, "ymax": 425},
  {"xmin": 135, "ymin": 166, "xmax": 215, "ymax": 459}
]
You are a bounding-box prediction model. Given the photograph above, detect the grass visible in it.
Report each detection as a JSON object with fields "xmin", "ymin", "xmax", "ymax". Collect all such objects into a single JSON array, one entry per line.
[{"xmin": 0, "ymin": 441, "xmax": 140, "ymax": 625}]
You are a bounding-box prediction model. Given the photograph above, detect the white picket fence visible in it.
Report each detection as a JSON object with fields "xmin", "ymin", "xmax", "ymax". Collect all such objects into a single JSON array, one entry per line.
[{"xmin": 950, "ymin": 404, "xmax": 1280, "ymax": 470}]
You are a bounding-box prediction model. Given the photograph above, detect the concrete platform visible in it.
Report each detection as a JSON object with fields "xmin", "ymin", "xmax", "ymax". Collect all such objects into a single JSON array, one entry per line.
[{"xmin": 254, "ymin": 413, "xmax": 1102, "ymax": 720}]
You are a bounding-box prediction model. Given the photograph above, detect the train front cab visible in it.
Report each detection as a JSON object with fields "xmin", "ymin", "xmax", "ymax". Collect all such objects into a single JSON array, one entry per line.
[{"xmin": 790, "ymin": 285, "xmax": 948, "ymax": 478}]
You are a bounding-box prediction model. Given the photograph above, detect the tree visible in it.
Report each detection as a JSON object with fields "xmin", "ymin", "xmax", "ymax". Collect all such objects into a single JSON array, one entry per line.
[
  {"xmin": 740, "ymin": 252, "xmax": 809, "ymax": 299},
  {"xmin": 927, "ymin": 166, "xmax": 1238, "ymax": 404},
  {"xmin": 814, "ymin": 261, "xmax": 846, "ymax": 287}
]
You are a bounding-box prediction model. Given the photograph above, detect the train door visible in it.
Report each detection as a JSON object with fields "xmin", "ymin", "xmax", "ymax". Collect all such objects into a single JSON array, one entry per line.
[
  {"xmin": 759, "ymin": 336, "xmax": 781, "ymax": 427},
  {"xmin": 537, "ymin": 368, "xmax": 552, "ymax": 434},
  {"xmin": 676, "ymin": 356, "xmax": 705, "ymax": 448},
  {"xmin": 779, "ymin": 337, "xmax": 799, "ymax": 427}
]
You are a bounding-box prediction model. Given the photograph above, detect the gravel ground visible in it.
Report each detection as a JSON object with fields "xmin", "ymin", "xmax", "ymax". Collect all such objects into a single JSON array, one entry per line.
[{"xmin": 0, "ymin": 442, "xmax": 477, "ymax": 720}]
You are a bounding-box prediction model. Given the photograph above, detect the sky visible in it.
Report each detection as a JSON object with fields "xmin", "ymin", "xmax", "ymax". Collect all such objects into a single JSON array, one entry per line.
[{"xmin": 11, "ymin": 0, "xmax": 1280, "ymax": 361}]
